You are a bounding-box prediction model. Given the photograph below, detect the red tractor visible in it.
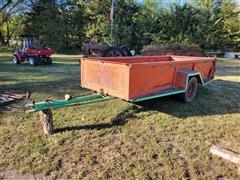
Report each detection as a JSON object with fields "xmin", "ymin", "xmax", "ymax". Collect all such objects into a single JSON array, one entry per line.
[{"xmin": 13, "ymin": 34, "xmax": 55, "ymax": 66}]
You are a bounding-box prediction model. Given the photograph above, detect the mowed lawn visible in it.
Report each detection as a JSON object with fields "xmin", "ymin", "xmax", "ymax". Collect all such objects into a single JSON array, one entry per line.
[{"xmin": 0, "ymin": 52, "xmax": 239, "ymax": 179}]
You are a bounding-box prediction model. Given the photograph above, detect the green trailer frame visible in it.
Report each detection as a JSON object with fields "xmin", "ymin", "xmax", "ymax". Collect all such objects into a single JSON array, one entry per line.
[
  {"xmin": 26, "ymin": 71, "xmax": 213, "ymax": 112},
  {"xmin": 25, "ymin": 71, "xmax": 214, "ymax": 135},
  {"xmin": 26, "ymin": 92, "xmax": 112, "ymax": 112}
]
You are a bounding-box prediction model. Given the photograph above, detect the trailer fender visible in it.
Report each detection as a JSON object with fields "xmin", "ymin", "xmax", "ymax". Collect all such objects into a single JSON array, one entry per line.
[{"xmin": 174, "ymin": 70, "xmax": 213, "ymax": 90}]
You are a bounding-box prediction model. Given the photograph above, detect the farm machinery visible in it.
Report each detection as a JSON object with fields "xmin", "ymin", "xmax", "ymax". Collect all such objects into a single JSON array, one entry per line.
[
  {"xmin": 83, "ymin": 43, "xmax": 132, "ymax": 57},
  {"xmin": 12, "ymin": 34, "xmax": 55, "ymax": 66}
]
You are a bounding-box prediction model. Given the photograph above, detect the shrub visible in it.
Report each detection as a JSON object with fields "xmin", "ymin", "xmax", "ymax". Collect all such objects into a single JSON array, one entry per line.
[{"xmin": 142, "ymin": 43, "xmax": 201, "ymax": 51}]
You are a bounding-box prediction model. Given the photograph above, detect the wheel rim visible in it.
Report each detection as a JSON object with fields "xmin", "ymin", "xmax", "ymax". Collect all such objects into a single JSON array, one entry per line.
[
  {"xmin": 29, "ymin": 58, "xmax": 34, "ymax": 65},
  {"xmin": 13, "ymin": 57, "xmax": 17, "ymax": 63}
]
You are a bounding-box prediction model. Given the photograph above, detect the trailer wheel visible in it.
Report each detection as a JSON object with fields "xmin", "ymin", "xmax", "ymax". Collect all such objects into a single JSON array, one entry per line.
[
  {"xmin": 178, "ymin": 77, "xmax": 198, "ymax": 103},
  {"xmin": 102, "ymin": 47, "xmax": 126, "ymax": 57},
  {"xmin": 13, "ymin": 56, "xmax": 20, "ymax": 64},
  {"xmin": 29, "ymin": 57, "xmax": 37, "ymax": 66}
]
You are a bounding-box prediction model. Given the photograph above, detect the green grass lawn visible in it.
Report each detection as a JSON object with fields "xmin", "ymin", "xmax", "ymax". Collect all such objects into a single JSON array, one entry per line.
[{"xmin": 0, "ymin": 53, "xmax": 239, "ymax": 179}]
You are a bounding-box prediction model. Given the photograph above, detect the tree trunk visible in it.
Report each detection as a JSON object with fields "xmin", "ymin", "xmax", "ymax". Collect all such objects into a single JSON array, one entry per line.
[
  {"xmin": 6, "ymin": 21, "xmax": 10, "ymax": 47},
  {"xmin": 0, "ymin": 30, "xmax": 5, "ymax": 46},
  {"xmin": 6, "ymin": 20, "xmax": 14, "ymax": 47},
  {"xmin": 39, "ymin": 109, "xmax": 54, "ymax": 135}
]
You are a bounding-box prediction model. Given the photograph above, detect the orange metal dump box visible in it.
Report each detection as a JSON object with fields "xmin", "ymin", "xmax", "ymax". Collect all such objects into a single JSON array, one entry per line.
[{"xmin": 81, "ymin": 56, "xmax": 216, "ymax": 102}]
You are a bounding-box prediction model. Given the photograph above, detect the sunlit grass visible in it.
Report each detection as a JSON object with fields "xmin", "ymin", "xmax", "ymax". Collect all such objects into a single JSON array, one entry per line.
[{"xmin": 0, "ymin": 54, "xmax": 239, "ymax": 179}]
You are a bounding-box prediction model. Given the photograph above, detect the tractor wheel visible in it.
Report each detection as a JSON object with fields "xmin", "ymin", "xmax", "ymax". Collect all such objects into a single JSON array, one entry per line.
[
  {"xmin": 121, "ymin": 47, "xmax": 132, "ymax": 56},
  {"xmin": 102, "ymin": 46, "xmax": 126, "ymax": 57},
  {"xmin": 28, "ymin": 57, "xmax": 37, "ymax": 66},
  {"xmin": 178, "ymin": 77, "xmax": 198, "ymax": 103},
  {"xmin": 13, "ymin": 56, "xmax": 20, "ymax": 64},
  {"xmin": 45, "ymin": 57, "xmax": 52, "ymax": 65}
]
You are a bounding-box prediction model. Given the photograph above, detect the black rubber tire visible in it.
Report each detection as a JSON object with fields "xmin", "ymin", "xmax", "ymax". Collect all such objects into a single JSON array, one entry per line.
[
  {"xmin": 178, "ymin": 77, "xmax": 198, "ymax": 103},
  {"xmin": 102, "ymin": 46, "xmax": 126, "ymax": 57},
  {"xmin": 121, "ymin": 47, "xmax": 132, "ymax": 56},
  {"xmin": 45, "ymin": 57, "xmax": 52, "ymax": 65},
  {"xmin": 28, "ymin": 57, "xmax": 37, "ymax": 66},
  {"xmin": 13, "ymin": 56, "xmax": 20, "ymax": 64}
]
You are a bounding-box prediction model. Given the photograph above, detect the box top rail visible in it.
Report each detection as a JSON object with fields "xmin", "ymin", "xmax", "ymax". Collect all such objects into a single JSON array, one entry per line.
[{"xmin": 81, "ymin": 55, "xmax": 216, "ymax": 65}]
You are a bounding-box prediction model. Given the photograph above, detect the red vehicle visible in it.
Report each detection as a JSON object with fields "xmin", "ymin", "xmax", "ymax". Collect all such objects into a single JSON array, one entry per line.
[{"xmin": 13, "ymin": 34, "xmax": 55, "ymax": 66}]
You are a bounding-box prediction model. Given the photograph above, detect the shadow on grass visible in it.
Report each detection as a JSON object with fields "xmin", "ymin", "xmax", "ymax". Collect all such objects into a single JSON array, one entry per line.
[
  {"xmin": 136, "ymin": 79, "xmax": 240, "ymax": 118},
  {"xmin": 55, "ymin": 105, "xmax": 140, "ymax": 133},
  {"xmin": 0, "ymin": 61, "xmax": 80, "ymax": 97},
  {"xmin": 0, "ymin": 77, "xmax": 81, "ymax": 98},
  {"xmin": 55, "ymin": 79, "xmax": 240, "ymax": 133},
  {"xmin": 52, "ymin": 58, "xmax": 80, "ymax": 63},
  {"xmin": 0, "ymin": 101, "xmax": 25, "ymax": 114},
  {"xmin": 0, "ymin": 62, "xmax": 78, "ymax": 73}
]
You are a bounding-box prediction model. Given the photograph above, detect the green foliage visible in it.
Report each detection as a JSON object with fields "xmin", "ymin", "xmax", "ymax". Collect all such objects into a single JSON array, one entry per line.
[
  {"xmin": 82, "ymin": 0, "xmax": 110, "ymax": 43},
  {"xmin": 23, "ymin": 0, "xmax": 83, "ymax": 52},
  {"xmin": 0, "ymin": 0, "xmax": 26, "ymax": 46},
  {"xmin": 150, "ymin": 1, "xmax": 240, "ymax": 51},
  {"xmin": 143, "ymin": 43, "xmax": 201, "ymax": 51},
  {"xmin": 1, "ymin": 0, "xmax": 239, "ymax": 52},
  {"xmin": 111, "ymin": 0, "xmax": 143, "ymax": 50}
]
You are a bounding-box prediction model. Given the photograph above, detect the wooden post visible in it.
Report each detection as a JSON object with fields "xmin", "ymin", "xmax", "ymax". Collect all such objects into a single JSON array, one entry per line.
[
  {"xmin": 210, "ymin": 145, "xmax": 240, "ymax": 174},
  {"xmin": 39, "ymin": 109, "xmax": 54, "ymax": 135}
]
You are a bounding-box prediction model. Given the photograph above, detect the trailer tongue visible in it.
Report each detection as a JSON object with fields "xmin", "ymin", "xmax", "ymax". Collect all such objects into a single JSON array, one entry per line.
[{"xmin": 26, "ymin": 93, "xmax": 112, "ymax": 113}]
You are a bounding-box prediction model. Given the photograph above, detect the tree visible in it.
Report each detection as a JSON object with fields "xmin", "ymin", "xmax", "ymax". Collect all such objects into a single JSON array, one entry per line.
[
  {"xmin": 111, "ymin": 0, "xmax": 143, "ymax": 50},
  {"xmin": 220, "ymin": 0, "xmax": 240, "ymax": 50},
  {"xmin": 23, "ymin": 0, "xmax": 86, "ymax": 52},
  {"xmin": 5, "ymin": 0, "xmax": 238, "ymax": 52},
  {"xmin": 82, "ymin": 0, "xmax": 145, "ymax": 51},
  {"xmin": 147, "ymin": 0, "xmax": 240, "ymax": 51},
  {"xmin": 83, "ymin": 0, "xmax": 111, "ymax": 43},
  {"xmin": 0, "ymin": 0, "xmax": 27, "ymax": 46},
  {"xmin": 0, "ymin": 0, "xmax": 12, "ymax": 12}
]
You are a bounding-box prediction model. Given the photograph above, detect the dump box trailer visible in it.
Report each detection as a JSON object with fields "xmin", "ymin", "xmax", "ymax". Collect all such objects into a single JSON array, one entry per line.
[{"xmin": 81, "ymin": 55, "xmax": 216, "ymax": 102}]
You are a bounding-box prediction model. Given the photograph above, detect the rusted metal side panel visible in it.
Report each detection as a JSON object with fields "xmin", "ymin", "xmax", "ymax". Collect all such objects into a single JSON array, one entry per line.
[
  {"xmin": 128, "ymin": 64, "xmax": 175, "ymax": 99},
  {"xmin": 171, "ymin": 56, "xmax": 216, "ymax": 81},
  {"xmin": 81, "ymin": 59, "xmax": 130, "ymax": 100},
  {"xmin": 175, "ymin": 63, "xmax": 193, "ymax": 72},
  {"xmin": 81, "ymin": 56, "xmax": 216, "ymax": 101},
  {"xmin": 174, "ymin": 71, "xmax": 188, "ymax": 89},
  {"xmin": 193, "ymin": 61, "xmax": 216, "ymax": 79}
]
